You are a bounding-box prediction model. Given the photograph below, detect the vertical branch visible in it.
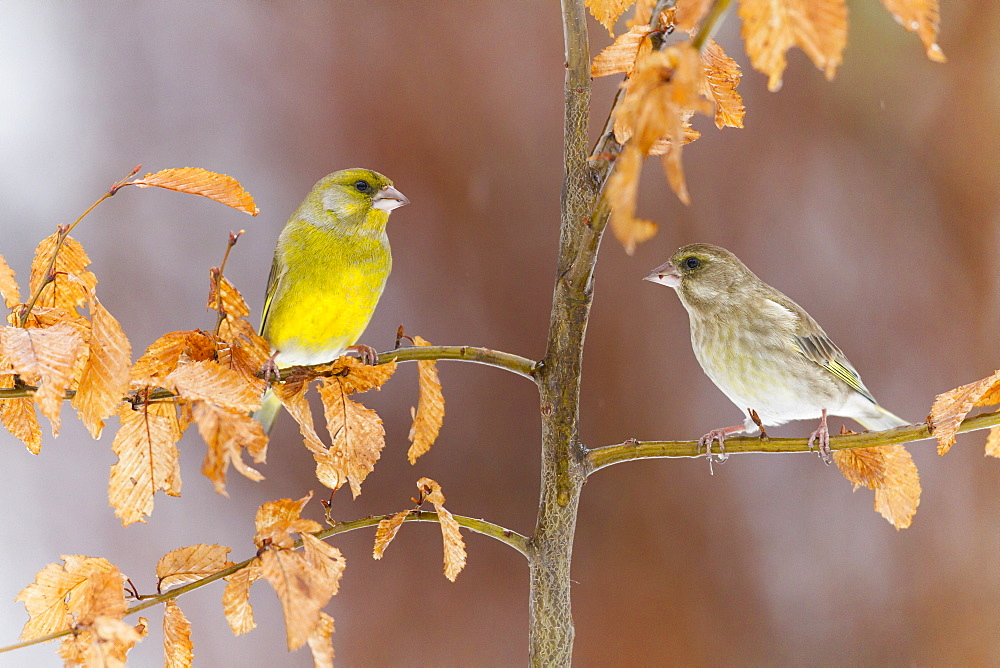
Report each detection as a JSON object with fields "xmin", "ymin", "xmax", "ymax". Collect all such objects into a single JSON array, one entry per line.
[{"xmin": 528, "ymin": 0, "xmax": 600, "ymax": 664}]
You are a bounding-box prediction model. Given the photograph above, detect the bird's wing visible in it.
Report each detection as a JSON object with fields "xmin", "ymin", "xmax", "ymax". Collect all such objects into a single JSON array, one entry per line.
[
  {"xmin": 765, "ymin": 298, "xmax": 877, "ymax": 403},
  {"xmin": 259, "ymin": 258, "xmax": 281, "ymax": 336}
]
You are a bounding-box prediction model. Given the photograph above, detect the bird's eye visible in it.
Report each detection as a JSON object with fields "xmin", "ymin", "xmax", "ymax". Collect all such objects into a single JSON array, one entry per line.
[
  {"xmin": 684, "ymin": 256, "xmax": 701, "ymax": 270},
  {"xmin": 354, "ymin": 180, "xmax": 371, "ymax": 193}
]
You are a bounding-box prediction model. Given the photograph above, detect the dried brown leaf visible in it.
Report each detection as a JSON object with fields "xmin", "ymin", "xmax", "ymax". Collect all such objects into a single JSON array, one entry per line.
[
  {"xmin": 0, "ymin": 371, "xmax": 42, "ymax": 454},
  {"xmin": 986, "ymin": 424, "xmax": 1000, "ymax": 458},
  {"xmin": 164, "ymin": 600, "xmax": 193, "ymax": 668},
  {"xmin": 156, "ymin": 544, "xmax": 232, "ymax": 592},
  {"xmin": 316, "ymin": 356, "xmax": 397, "ymax": 394},
  {"xmin": 260, "ymin": 549, "xmax": 324, "ymax": 651},
  {"xmin": 833, "ymin": 446, "xmax": 888, "ymax": 489},
  {"xmin": 0, "ymin": 253, "xmax": 20, "ymax": 309},
  {"xmin": 318, "ymin": 376, "xmax": 386, "ymax": 497},
  {"xmin": 131, "ymin": 330, "xmax": 218, "ymax": 385},
  {"xmin": 207, "ymin": 273, "xmax": 250, "ymax": 321},
  {"xmin": 223, "ymin": 563, "xmax": 262, "ymax": 636},
  {"xmin": 0, "ymin": 321, "xmax": 86, "ymax": 435},
  {"xmin": 60, "ymin": 615, "xmax": 143, "ymax": 668},
  {"xmin": 373, "ymin": 509, "xmax": 412, "ymax": 559},
  {"xmin": 29, "ymin": 232, "xmax": 97, "ymax": 313},
  {"xmin": 131, "ymin": 168, "xmax": 259, "ymax": 216},
  {"xmin": 194, "ymin": 402, "xmax": 267, "ymax": 495},
  {"xmin": 880, "ymin": 0, "xmax": 946, "ymax": 62},
  {"xmin": 307, "ymin": 611, "xmax": 336, "ymax": 668},
  {"xmin": 15, "ymin": 555, "xmax": 117, "ymax": 640},
  {"xmin": 586, "ymin": 0, "xmax": 635, "ymax": 35},
  {"xmin": 109, "ymin": 400, "xmax": 183, "ymax": 525},
  {"xmin": 591, "ymin": 25, "xmax": 654, "ymax": 77},
  {"xmin": 627, "ymin": 0, "xmax": 657, "ymax": 27},
  {"xmin": 417, "ymin": 478, "xmax": 467, "ymax": 581},
  {"xmin": 216, "ymin": 317, "xmax": 269, "ymax": 395},
  {"xmin": 301, "ymin": 533, "xmax": 346, "ymax": 601},
  {"xmin": 254, "ymin": 493, "xmax": 320, "ymax": 549},
  {"xmin": 739, "ymin": 0, "xmax": 847, "ymax": 92},
  {"xmin": 407, "ymin": 336, "xmax": 445, "ymax": 464},
  {"xmin": 701, "ymin": 39, "xmax": 744, "ymax": 129},
  {"xmin": 676, "ymin": 0, "xmax": 712, "ymax": 31},
  {"xmin": 72, "ymin": 293, "xmax": 131, "ymax": 438},
  {"xmin": 606, "ymin": 147, "xmax": 658, "ymax": 254},
  {"xmin": 873, "ymin": 445, "xmax": 921, "ymax": 529},
  {"xmin": 928, "ymin": 369, "xmax": 1000, "ymax": 454},
  {"xmin": 166, "ymin": 359, "xmax": 262, "ymax": 413}
]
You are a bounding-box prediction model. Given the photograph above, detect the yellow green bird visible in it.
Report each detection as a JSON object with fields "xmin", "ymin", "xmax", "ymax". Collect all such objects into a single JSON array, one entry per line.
[
  {"xmin": 253, "ymin": 168, "xmax": 408, "ymax": 432},
  {"xmin": 644, "ymin": 243, "xmax": 907, "ymax": 463}
]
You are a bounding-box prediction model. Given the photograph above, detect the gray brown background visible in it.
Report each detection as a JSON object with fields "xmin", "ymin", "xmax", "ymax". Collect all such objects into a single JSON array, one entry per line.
[{"xmin": 0, "ymin": 1, "xmax": 998, "ymax": 665}]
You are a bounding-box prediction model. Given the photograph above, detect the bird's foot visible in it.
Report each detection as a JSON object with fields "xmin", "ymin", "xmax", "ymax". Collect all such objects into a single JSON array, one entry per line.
[
  {"xmin": 748, "ymin": 408, "xmax": 769, "ymax": 441},
  {"xmin": 346, "ymin": 344, "xmax": 378, "ymax": 366},
  {"xmin": 807, "ymin": 409, "xmax": 832, "ymax": 465},
  {"xmin": 698, "ymin": 425, "xmax": 741, "ymax": 474},
  {"xmin": 260, "ymin": 352, "xmax": 280, "ymax": 386}
]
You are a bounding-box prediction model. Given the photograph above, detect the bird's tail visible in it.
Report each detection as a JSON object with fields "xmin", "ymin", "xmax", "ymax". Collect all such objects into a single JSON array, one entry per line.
[
  {"xmin": 252, "ymin": 388, "xmax": 282, "ymax": 434},
  {"xmin": 853, "ymin": 403, "xmax": 909, "ymax": 432}
]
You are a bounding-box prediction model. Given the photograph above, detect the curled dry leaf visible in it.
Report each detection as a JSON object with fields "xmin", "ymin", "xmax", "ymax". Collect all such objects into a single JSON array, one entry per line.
[
  {"xmin": 195, "ymin": 402, "xmax": 267, "ymax": 495},
  {"xmin": 254, "ymin": 493, "xmax": 320, "ymax": 550},
  {"xmin": 701, "ymin": 39, "xmax": 744, "ymax": 129},
  {"xmin": 166, "ymin": 360, "xmax": 262, "ymax": 413},
  {"xmin": 307, "ymin": 611, "xmax": 336, "ymax": 668},
  {"xmin": 605, "ymin": 147, "xmax": 658, "ymax": 254},
  {"xmin": 318, "ymin": 376, "xmax": 386, "ymax": 497},
  {"xmin": 373, "ymin": 509, "xmax": 413, "ymax": 559},
  {"xmin": 835, "ymin": 444, "xmax": 920, "ymax": 529},
  {"xmin": 675, "ymin": 0, "xmax": 713, "ymax": 31},
  {"xmin": 109, "ymin": 400, "xmax": 183, "ymax": 526},
  {"xmin": 928, "ymin": 369, "xmax": 1000, "ymax": 454},
  {"xmin": 407, "ymin": 335, "xmax": 445, "ymax": 464},
  {"xmin": 591, "ymin": 24, "xmax": 654, "ymax": 77},
  {"xmin": 15, "ymin": 554, "xmax": 118, "ymax": 640},
  {"xmin": 417, "ymin": 477, "xmax": 467, "ymax": 581},
  {"xmin": 0, "ymin": 252, "xmax": 20, "ymax": 309},
  {"xmin": 586, "ymin": 0, "xmax": 635, "ymax": 36},
  {"xmin": 208, "ymin": 272, "xmax": 250, "ymax": 322},
  {"xmin": 985, "ymin": 425, "xmax": 1000, "ymax": 458},
  {"xmin": 72, "ymin": 292, "xmax": 131, "ymax": 439},
  {"xmin": 130, "ymin": 167, "xmax": 259, "ymax": 216},
  {"xmin": 739, "ymin": 0, "xmax": 847, "ymax": 92},
  {"xmin": 0, "ymin": 370, "xmax": 42, "ymax": 454},
  {"xmin": 28, "ymin": 232, "xmax": 97, "ymax": 313},
  {"xmin": 164, "ymin": 600, "xmax": 194, "ymax": 668},
  {"xmin": 223, "ymin": 563, "xmax": 262, "ymax": 636},
  {"xmin": 59, "ymin": 615, "xmax": 144, "ymax": 668},
  {"xmin": 130, "ymin": 330, "xmax": 219, "ymax": 385},
  {"xmin": 880, "ymin": 0, "xmax": 946, "ymax": 62},
  {"xmin": 156, "ymin": 544, "xmax": 232, "ymax": 592},
  {"xmin": 626, "ymin": 0, "xmax": 657, "ymax": 28}
]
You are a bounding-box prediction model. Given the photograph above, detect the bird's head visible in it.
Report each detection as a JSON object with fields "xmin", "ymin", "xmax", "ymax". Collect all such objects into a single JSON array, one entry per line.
[
  {"xmin": 644, "ymin": 243, "xmax": 757, "ymax": 309},
  {"xmin": 306, "ymin": 168, "xmax": 409, "ymax": 229}
]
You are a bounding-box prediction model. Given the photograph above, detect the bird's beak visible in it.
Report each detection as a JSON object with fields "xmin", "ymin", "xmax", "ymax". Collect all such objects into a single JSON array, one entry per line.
[
  {"xmin": 643, "ymin": 262, "xmax": 681, "ymax": 288},
  {"xmin": 372, "ymin": 185, "xmax": 409, "ymax": 212}
]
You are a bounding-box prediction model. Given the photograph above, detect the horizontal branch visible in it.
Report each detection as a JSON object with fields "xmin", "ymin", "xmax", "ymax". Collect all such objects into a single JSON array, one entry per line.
[
  {"xmin": 319, "ymin": 510, "xmax": 531, "ymax": 559},
  {"xmin": 585, "ymin": 410, "xmax": 1000, "ymax": 474}
]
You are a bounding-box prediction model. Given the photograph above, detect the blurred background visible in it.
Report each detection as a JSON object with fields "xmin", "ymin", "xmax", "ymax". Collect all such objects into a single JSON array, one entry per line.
[{"xmin": 1, "ymin": 1, "xmax": 998, "ymax": 665}]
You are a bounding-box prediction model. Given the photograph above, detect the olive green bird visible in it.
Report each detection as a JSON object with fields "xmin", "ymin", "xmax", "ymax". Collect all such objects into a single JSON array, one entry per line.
[
  {"xmin": 253, "ymin": 168, "xmax": 408, "ymax": 432},
  {"xmin": 644, "ymin": 243, "xmax": 907, "ymax": 463}
]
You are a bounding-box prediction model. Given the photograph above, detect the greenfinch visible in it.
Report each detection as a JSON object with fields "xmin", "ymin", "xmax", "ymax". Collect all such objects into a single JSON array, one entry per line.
[
  {"xmin": 644, "ymin": 243, "xmax": 907, "ymax": 463},
  {"xmin": 253, "ymin": 168, "xmax": 408, "ymax": 432}
]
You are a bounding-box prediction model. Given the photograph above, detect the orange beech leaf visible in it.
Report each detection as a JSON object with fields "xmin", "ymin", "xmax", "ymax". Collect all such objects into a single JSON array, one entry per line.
[
  {"xmin": 0, "ymin": 321, "xmax": 86, "ymax": 436},
  {"xmin": 676, "ymin": 0, "xmax": 712, "ymax": 31},
  {"xmin": 130, "ymin": 330, "xmax": 219, "ymax": 385},
  {"xmin": 315, "ymin": 356, "xmax": 397, "ymax": 394},
  {"xmin": 0, "ymin": 371, "xmax": 42, "ymax": 454},
  {"xmin": 591, "ymin": 25, "xmax": 654, "ymax": 77},
  {"xmin": 373, "ymin": 509, "xmax": 413, "ymax": 559},
  {"xmin": 985, "ymin": 425, "xmax": 1000, "ymax": 458},
  {"xmin": 15, "ymin": 555, "xmax": 117, "ymax": 640},
  {"xmin": 928, "ymin": 369, "xmax": 1000, "ymax": 454},
  {"xmin": 701, "ymin": 39, "xmax": 745, "ymax": 129},
  {"xmin": 28, "ymin": 232, "xmax": 97, "ymax": 313},
  {"xmin": 0, "ymin": 253, "xmax": 20, "ymax": 309},
  {"xmin": 74, "ymin": 568, "xmax": 127, "ymax": 626},
  {"xmin": 586, "ymin": 0, "xmax": 635, "ymax": 35},
  {"xmin": 739, "ymin": 0, "xmax": 847, "ymax": 92},
  {"xmin": 156, "ymin": 544, "xmax": 232, "ymax": 592},
  {"xmin": 318, "ymin": 376, "xmax": 386, "ymax": 497},
  {"xmin": 307, "ymin": 612, "xmax": 336, "ymax": 668},
  {"xmin": 216, "ymin": 317, "xmax": 269, "ymax": 395},
  {"xmin": 627, "ymin": 0, "xmax": 657, "ymax": 27},
  {"xmin": 130, "ymin": 168, "xmax": 259, "ymax": 216},
  {"xmin": 605, "ymin": 147, "xmax": 658, "ymax": 254},
  {"xmin": 166, "ymin": 359, "xmax": 262, "ymax": 413},
  {"xmin": 260, "ymin": 549, "xmax": 322, "ymax": 651},
  {"xmin": 417, "ymin": 478, "xmax": 467, "ymax": 581},
  {"xmin": 407, "ymin": 336, "xmax": 445, "ymax": 464},
  {"xmin": 254, "ymin": 493, "xmax": 320, "ymax": 550},
  {"xmin": 59, "ymin": 615, "xmax": 144, "ymax": 668},
  {"xmin": 872, "ymin": 445, "xmax": 921, "ymax": 529},
  {"xmin": 194, "ymin": 402, "xmax": 267, "ymax": 495},
  {"xmin": 301, "ymin": 534, "xmax": 346, "ymax": 601},
  {"xmin": 208, "ymin": 273, "xmax": 250, "ymax": 321},
  {"xmin": 163, "ymin": 600, "xmax": 194, "ymax": 668},
  {"xmin": 273, "ymin": 379, "xmax": 327, "ymax": 454},
  {"xmin": 109, "ymin": 400, "xmax": 183, "ymax": 526},
  {"xmin": 880, "ymin": 0, "xmax": 945, "ymax": 62},
  {"xmin": 72, "ymin": 293, "xmax": 131, "ymax": 439},
  {"xmin": 223, "ymin": 563, "xmax": 262, "ymax": 636},
  {"xmin": 833, "ymin": 446, "xmax": 888, "ymax": 489}
]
